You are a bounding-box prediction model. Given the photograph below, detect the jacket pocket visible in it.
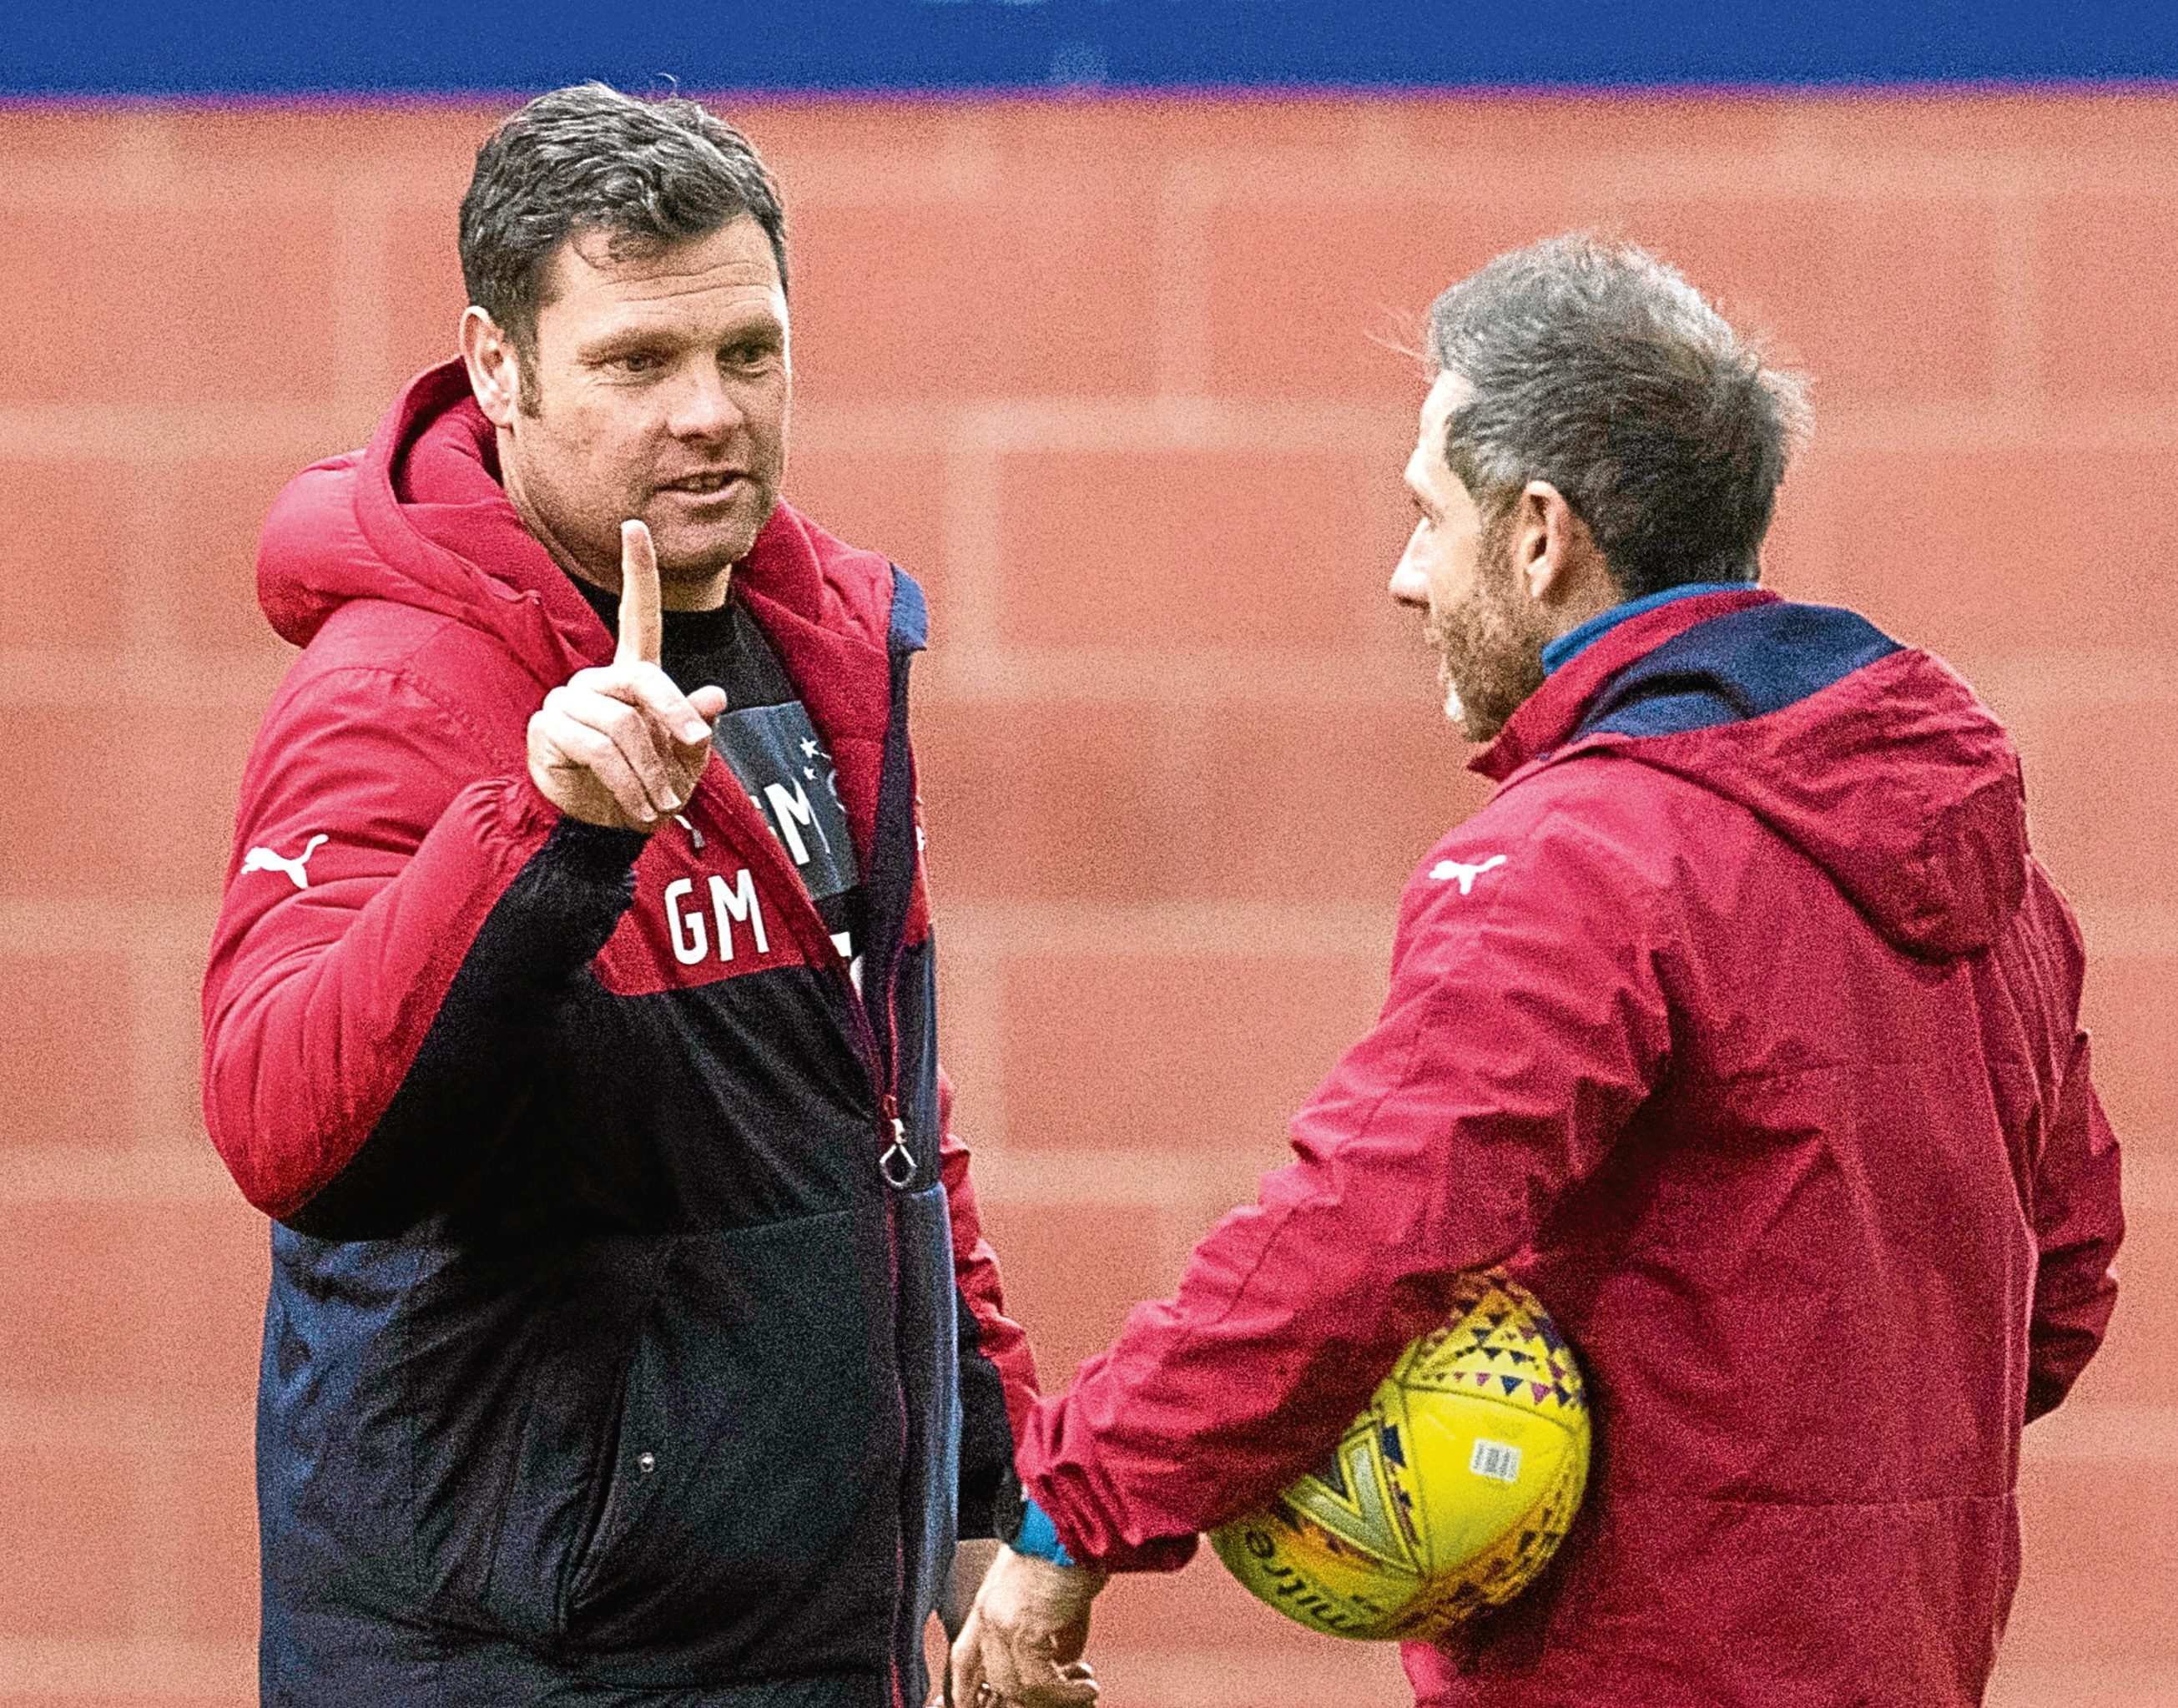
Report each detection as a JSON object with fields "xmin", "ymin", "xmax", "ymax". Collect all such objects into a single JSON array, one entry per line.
[{"xmin": 562, "ymin": 1205, "xmax": 898, "ymax": 1650}]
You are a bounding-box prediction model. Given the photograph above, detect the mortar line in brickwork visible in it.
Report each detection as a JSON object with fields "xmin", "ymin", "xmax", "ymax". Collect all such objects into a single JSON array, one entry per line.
[
  {"xmin": 0, "ymin": 1392, "xmax": 237, "ymax": 1446},
  {"xmin": 0, "ymin": 644, "xmax": 290, "ymax": 706},
  {"xmin": 940, "ymin": 105, "xmax": 1005, "ymax": 198},
  {"xmin": 1764, "ymin": 111, "xmax": 2178, "ymax": 203},
  {"xmin": 1151, "ymin": 169, "xmax": 1209, "ymax": 396},
  {"xmin": 973, "ymin": 1146, "xmax": 1269, "ymax": 1212},
  {"xmin": 1349, "ymin": 104, "xmax": 1411, "ymax": 185},
  {"xmin": 0, "ymin": 898, "xmax": 215, "ymax": 957},
  {"xmin": 764, "ymin": 112, "xmax": 1000, "ymax": 207},
  {"xmin": 1990, "ymin": 181, "xmax": 2044, "ymax": 415},
  {"xmin": 936, "ymin": 935, "xmax": 1009, "ymax": 1164},
  {"xmin": 1987, "ymin": 1664, "xmax": 2178, "ymax": 1706},
  {"xmin": 120, "ymin": 448, "xmax": 182, "ymax": 659},
  {"xmin": 2117, "ymin": 1151, "xmax": 2178, "ymax": 1215},
  {"xmin": 0, "ymin": 403, "xmax": 375, "ymax": 461},
  {"xmin": 0, "ymin": 1636, "xmax": 255, "ymax": 1697},
  {"xmin": 2018, "ymin": 1403, "xmax": 2178, "ymax": 1465},
  {"xmin": 126, "ymin": 932, "xmax": 218, "ymax": 1157},
  {"xmin": 827, "ymin": 393, "xmax": 2178, "ymax": 457},
  {"xmin": 1091, "ymin": 1643, "xmax": 1408, "ymax": 1705},
  {"xmin": 13, "ymin": 394, "xmax": 2177, "ymax": 461},
  {"xmin": 120, "ymin": 935, "xmax": 169, "ymax": 1155},
  {"xmin": 938, "ymin": 426, "xmax": 1003, "ymax": 648},
  {"xmin": 331, "ymin": 181, "xmax": 396, "ymax": 420},
  {"xmin": 1809, "ymin": 403, "xmax": 2178, "ymax": 453},
  {"xmin": 125, "ymin": 1418, "xmax": 190, "ymax": 1643},
  {"xmin": 948, "ymin": 393, "xmax": 1398, "ymax": 451},
  {"xmin": 0, "ymin": 156, "xmax": 362, "ymax": 207},
  {"xmin": 919, "ymin": 643, "xmax": 1451, "ymax": 704},
  {"xmin": 941, "ymin": 899, "xmax": 1397, "ymax": 961},
  {"xmin": 105, "ymin": 105, "xmax": 176, "ymax": 202},
  {"xmin": 790, "ymin": 402, "xmax": 956, "ymax": 453},
  {"xmin": 1366, "ymin": 116, "xmax": 2160, "ymax": 202},
  {"xmin": 0, "ymin": 1143, "xmax": 235, "ymax": 1203},
  {"xmin": 1958, "ymin": 651, "xmax": 2178, "ymax": 711},
  {"xmin": 2073, "ymin": 904, "xmax": 2178, "ymax": 960}
]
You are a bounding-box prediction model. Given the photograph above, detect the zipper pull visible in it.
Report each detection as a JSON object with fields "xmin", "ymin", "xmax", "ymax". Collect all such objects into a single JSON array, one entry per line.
[{"xmin": 878, "ymin": 1094, "xmax": 916, "ymax": 1189}]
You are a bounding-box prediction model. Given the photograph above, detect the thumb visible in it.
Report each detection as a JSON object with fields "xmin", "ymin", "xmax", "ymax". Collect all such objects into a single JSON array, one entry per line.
[
  {"xmin": 950, "ymin": 1606, "xmax": 986, "ymax": 1708},
  {"xmin": 616, "ymin": 520, "xmax": 663, "ymax": 668}
]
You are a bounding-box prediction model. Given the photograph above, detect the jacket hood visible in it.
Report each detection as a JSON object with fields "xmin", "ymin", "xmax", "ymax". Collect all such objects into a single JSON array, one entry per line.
[
  {"xmin": 256, "ymin": 360, "xmax": 896, "ymax": 692},
  {"xmin": 257, "ymin": 362, "xmax": 577, "ymax": 682},
  {"xmin": 1481, "ymin": 593, "xmax": 2029, "ymax": 961}
]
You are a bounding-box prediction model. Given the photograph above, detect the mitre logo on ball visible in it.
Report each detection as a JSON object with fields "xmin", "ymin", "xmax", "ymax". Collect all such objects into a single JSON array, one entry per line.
[{"xmin": 1211, "ymin": 1271, "xmax": 1591, "ymax": 1641}]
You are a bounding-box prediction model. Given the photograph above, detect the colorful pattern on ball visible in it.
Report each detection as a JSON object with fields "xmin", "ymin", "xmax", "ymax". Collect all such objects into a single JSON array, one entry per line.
[{"xmin": 1208, "ymin": 1271, "xmax": 1591, "ymax": 1641}]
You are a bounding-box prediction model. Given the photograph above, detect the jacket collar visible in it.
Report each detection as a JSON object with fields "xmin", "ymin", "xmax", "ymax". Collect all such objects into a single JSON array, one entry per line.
[{"xmin": 1472, "ymin": 587, "xmax": 1778, "ymax": 783}]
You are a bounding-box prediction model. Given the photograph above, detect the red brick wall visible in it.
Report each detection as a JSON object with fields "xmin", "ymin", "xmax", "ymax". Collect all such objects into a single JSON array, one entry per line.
[{"xmin": 2, "ymin": 91, "xmax": 2172, "ymax": 1707}]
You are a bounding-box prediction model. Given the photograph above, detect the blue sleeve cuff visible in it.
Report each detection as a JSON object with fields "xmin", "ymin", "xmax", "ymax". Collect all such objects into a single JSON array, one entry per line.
[{"xmin": 1014, "ymin": 1494, "xmax": 1076, "ymax": 1569}]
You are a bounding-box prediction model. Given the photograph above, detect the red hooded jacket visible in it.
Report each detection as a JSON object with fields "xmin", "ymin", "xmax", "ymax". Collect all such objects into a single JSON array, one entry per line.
[
  {"xmin": 201, "ymin": 364, "xmax": 1037, "ymax": 1704},
  {"xmin": 1016, "ymin": 589, "xmax": 2123, "ymax": 1707}
]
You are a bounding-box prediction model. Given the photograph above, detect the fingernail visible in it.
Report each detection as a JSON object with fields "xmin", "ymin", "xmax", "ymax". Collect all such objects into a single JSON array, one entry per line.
[{"xmin": 681, "ymin": 721, "xmax": 708, "ymax": 742}]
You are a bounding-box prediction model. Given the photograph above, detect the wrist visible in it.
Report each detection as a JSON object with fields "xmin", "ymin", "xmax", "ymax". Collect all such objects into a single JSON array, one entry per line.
[{"xmin": 1008, "ymin": 1493, "xmax": 1076, "ymax": 1570}]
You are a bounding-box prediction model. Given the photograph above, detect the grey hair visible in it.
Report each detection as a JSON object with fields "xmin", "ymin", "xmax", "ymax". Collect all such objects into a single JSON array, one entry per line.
[
  {"xmin": 1428, "ymin": 234, "xmax": 1810, "ymax": 599},
  {"xmin": 459, "ymin": 82, "xmax": 786, "ymax": 365}
]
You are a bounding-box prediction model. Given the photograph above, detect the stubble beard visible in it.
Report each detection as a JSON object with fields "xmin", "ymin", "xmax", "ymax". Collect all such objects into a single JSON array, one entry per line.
[
  {"xmin": 645, "ymin": 477, "xmax": 779, "ymax": 588},
  {"xmin": 505, "ymin": 386, "xmax": 782, "ymax": 602},
  {"xmin": 1424, "ymin": 529, "xmax": 1549, "ymax": 745}
]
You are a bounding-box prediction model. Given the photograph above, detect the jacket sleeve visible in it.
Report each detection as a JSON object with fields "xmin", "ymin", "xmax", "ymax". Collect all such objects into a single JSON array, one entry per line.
[
  {"xmin": 201, "ymin": 659, "xmax": 644, "ymax": 1235},
  {"xmin": 1016, "ymin": 820, "xmax": 1672, "ymax": 1570},
  {"xmin": 2024, "ymin": 1028, "xmax": 2124, "ymax": 1422},
  {"xmin": 938, "ymin": 1066, "xmax": 1043, "ymax": 1537}
]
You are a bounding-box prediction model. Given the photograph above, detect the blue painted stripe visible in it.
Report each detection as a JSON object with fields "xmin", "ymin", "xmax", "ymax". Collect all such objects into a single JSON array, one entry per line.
[{"xmin": 8, "ymin": 0, "xmax": 2178, "ymax": 98}]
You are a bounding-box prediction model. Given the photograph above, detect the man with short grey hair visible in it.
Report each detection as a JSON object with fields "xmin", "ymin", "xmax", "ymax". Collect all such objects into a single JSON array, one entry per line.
[
  {"xmin": 953, "ymin": 235, "xmax": 2123, "ymax": 1708},
  {"xmin": 203, "ymin": 83, "xmax": 1038, "ymax": 1706}
]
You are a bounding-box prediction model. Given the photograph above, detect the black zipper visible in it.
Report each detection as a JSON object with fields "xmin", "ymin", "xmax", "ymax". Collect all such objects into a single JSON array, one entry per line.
[
  {"xmin": 668, "ymin": 721, "xmax": 912, "ymax": 1190},
  {"xmin": 683, "ymin": 586, "xmax": 927, "ymax": 1703}
]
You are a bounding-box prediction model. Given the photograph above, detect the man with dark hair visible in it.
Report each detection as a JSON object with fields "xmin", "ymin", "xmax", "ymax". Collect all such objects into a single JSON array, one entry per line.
[
  {"xmin": 202, "ymin": 82, "xmax": 1038, "ymax": 1706},
  {"xmin": 953, "ymin": 235, "xmax": 2124, "ymax": 1708}
]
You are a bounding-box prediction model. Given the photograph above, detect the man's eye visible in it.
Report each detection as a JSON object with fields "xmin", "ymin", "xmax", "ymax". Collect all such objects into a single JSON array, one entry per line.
[
  {"xmin": 724, "ymin": 345, "xmax": 776, "ymax": 371},
  {"xmin": 614, "ymin": 352, "xmax": 661, "ymax": 373}
]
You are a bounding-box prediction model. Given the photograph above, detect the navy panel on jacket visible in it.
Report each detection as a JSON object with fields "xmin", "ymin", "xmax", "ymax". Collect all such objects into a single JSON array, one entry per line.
[
  {"xmin": 258, "ymin": 566, "xmax": 976, "ymax": 1704},
  {"xmin": 1580, "ymin": 601, "xmax": 1901, "ymax": 741}
]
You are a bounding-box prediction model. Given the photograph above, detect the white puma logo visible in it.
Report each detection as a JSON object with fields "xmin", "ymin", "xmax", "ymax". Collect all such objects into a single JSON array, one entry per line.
[
  {"xmin": 1430, "ymin": 854, "xmax": 1507, "ymax": 894},
  {"xmin": 241, "ymin": 834, "xmax": 329, "ymax": 890}
]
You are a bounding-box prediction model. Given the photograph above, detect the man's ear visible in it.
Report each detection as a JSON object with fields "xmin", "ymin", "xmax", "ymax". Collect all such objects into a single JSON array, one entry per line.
[
  {"xmin": 460, "ymin": 306, "xmax": 524, "ymax": 427},
  {"xmin": 1521, "ymin": 481, "xmax": 1602, "ymax": 606},
  {"xmin": 1516, "ymin": 481, "xmax": 1565, "ymax": 602}
]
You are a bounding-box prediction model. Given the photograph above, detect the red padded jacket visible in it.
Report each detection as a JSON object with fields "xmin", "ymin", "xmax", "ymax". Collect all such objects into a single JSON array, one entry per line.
[
  {"xmin": 1018, "ymin": 589, "xmax": 2123, "ymax": 1708},
  {"xmin": 201, "ymin": 364, "xmax": 1038, "ymax": 1703}
]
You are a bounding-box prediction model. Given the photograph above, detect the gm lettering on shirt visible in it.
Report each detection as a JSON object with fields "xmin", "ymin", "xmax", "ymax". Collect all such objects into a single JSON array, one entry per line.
[{"xmin": 663, "ymin": 869, "xmax": 769, "ymax": 966}]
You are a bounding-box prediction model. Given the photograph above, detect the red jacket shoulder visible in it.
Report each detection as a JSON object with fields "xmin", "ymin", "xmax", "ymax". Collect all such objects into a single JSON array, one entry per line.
[{"xmin": 792, "ymin": 508, "xmax": 900, "ymax": 649}]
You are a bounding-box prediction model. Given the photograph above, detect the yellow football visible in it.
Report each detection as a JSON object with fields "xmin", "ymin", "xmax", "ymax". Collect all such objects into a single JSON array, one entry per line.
[{"xmin": 1208, "ymin": 1270, "xmax": 1591, "ymax": 1641}]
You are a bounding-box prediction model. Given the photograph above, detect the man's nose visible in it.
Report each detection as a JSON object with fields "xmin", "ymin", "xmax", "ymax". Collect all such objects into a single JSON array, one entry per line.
[
  {"xmin": 668, "ymin": 368, "xmax": 744, "ymax": 441},
  {"xmin": 1389, "ymin": 542, "xmax": 1429, "ymax": 609}
]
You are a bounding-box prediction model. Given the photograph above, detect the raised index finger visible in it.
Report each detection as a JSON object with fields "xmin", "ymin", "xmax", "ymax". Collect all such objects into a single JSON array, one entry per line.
[{"xmin": 616, "ymin": 519, "xmax": 663, "ymax": 668}]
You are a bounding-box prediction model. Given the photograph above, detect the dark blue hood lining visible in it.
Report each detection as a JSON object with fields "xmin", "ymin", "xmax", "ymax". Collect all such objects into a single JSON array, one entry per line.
[{"xmin": 1578, "ymin": 602, "xmax": 1902, "ymax": 742}]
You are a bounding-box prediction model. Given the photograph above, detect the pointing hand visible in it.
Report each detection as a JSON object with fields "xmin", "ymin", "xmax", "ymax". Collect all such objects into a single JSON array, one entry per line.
[{"xmin": 527, "ymin": 521, "xmax": 730, "ymax": 832}]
